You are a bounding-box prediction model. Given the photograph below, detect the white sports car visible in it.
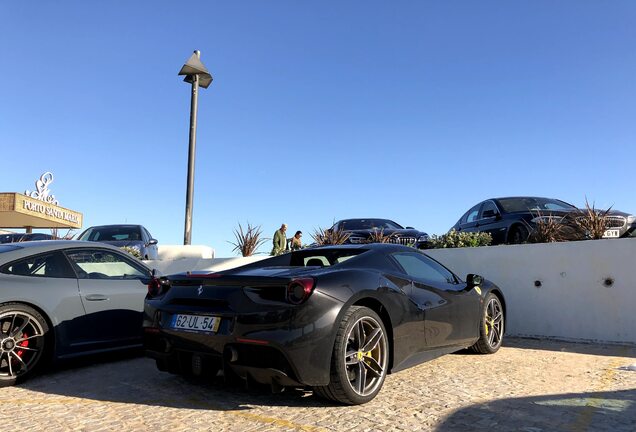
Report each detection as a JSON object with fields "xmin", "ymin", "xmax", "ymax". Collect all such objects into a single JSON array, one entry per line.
[{"xmin": 0, "ymin": 240, "xmax": 152, "ymax": 386}]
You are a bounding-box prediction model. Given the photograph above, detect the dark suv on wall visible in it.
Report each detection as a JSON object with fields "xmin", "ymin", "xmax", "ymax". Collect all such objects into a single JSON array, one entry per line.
[
  {"xmin": 451, "ymin": 197, "xmax": 636, "ymax": 245},
  {"xmin": 331, "ymin": 218, "xmax": 429, "ymax": 248}
]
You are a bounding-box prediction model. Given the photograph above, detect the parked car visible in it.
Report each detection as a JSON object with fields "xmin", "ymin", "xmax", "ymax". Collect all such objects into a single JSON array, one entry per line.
[
  {"xmin": 76, "ymin": 224, "xmax": 159, "ymax": 260},
  {"xmin": 0, "ymin": 240, "xmax": 153, "ymax": 386},
  {"xmin": 451, "ymin": 197, "xmax": 636, "ymax": 244},
  {"xmin": 330, "ymin": 218, "xmax": 429, "ymax": 248},
  {"xmin": 0, "ymin": 233, "xmax": 54, "ymax": 244},
  {"xmin": 144, "ymin": 243, "xmax": 505, "ymax": 404}
]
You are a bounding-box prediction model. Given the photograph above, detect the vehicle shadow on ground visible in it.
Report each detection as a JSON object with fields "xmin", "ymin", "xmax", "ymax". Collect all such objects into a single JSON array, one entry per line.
[
  {"xmin": 22, "ymin": 353, "xmax": 337, "ymax": 410},
  {"xmin": 501, "ymin": 337, "xmax": 636, "ymax": 359},
  {"xmin": 435, "ymin": 389, "xmax": 636, "ymax": 431}
]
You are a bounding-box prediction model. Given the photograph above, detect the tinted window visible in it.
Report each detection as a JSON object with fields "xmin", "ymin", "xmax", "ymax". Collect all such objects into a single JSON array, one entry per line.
[
  {"xmin": 339, "ymin": 219, "xmax": 403, "ymax": 230},
  {"xmin": 1, "ymin": 252, "xmax": 74, "ymax": 278},
  {"xmin": 79, "ymin": 226, "xmax": 142, "ymax": 242},
  {"xmin": 66, "ymin": 249, "xmax": 148, "ymax": 280},
  {"xmin": 498, "ymin": 198, "xmax": 577, "ymax": 213},
  {"xmin": 463, "ymin": 204, "xmax": 481, "ymax": 224},
  {"xmin": 480, "ymin": 201, "xmax": 500, "ymax": 219},
  {"xmin": 392, "ymin": 252, "xmax": 456, "ymax": 284}
]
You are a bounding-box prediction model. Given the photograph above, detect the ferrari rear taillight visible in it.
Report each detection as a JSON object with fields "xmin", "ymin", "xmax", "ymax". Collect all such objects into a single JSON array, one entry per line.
[
  {"xmin": 147, "ymin": 275, "xmax": 170, "ymax": 298},
  {"xmin": 286, "ymin": 278, "xmax": 315, "ymax": 305}
]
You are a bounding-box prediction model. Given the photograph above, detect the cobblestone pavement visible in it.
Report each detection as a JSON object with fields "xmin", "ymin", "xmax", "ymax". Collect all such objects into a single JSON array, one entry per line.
[{"xmin": 1, "ymin": 338, "xmax": 635, "ymax": 431}]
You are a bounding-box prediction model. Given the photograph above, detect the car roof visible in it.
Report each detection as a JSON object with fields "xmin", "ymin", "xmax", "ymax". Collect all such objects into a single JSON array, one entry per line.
[
  {"xmin": 0, "ymin": 240, "xmax": 150, "ymax": 267},
  {"xmin": 84, "ymin": 224, "xmax": 142, "ymax": 229}
]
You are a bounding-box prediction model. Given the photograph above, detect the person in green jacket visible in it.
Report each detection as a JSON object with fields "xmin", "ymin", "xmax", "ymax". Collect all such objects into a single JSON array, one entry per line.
[{"xmin": 271, "ymin": 223, "xmax": 288, "ymax": 256}]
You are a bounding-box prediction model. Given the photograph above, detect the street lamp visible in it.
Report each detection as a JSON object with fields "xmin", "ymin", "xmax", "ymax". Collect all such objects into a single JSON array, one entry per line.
[{"xmin": 178, "ymin": 50, "xmax": 213, "ymax": 245}]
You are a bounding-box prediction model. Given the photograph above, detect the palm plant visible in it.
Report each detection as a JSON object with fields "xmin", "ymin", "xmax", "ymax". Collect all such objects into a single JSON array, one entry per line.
[
  {"xmin": 229, "ymin": 223, "xmax": 268, "ymax": 257},
  {"xmin": 312, "ymin": 227, "xmax": 350, "ymax": 246},
  {"xmin": 367, "ymin": 229, "xmax": 396, "ymax": 244},
  {"xmin": 570, "ymin": 198, "xmax": 613, "ymax": 240},
  {"xmin": 527, "ymin": 211, "xmax": 571, "ymax": 243}
]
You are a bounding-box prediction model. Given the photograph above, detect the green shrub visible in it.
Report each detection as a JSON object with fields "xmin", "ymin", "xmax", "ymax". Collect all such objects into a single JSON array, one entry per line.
[
  {"xmin": 427, "ymin": 230, "xmax": 492, "ymax": 249},
  {"xmin": 120, "ymin": 246, "xmax": 143, "ymax": 260}
]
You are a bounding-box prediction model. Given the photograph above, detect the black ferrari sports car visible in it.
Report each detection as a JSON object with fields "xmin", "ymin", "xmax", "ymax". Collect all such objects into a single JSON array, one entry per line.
[{"xmin": 143, "ymin": 244, "xmax": 505, "ymax": 404}]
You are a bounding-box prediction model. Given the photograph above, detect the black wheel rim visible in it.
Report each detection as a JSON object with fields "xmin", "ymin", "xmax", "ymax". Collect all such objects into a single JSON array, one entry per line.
[
  {"xmin": 343, "ymin": 316, "xmax": 387, "ymax": 397},
  {"xmin": 0, "ymin": 311, "xmax": 45, "ymax": 380},
  {"xmin": 484, "ymin": 298, "xmax": 504, "ymax": 349}
]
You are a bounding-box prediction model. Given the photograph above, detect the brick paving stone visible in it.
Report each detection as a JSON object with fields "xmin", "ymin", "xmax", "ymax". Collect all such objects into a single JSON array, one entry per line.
[{"xmin": 0, "ymin": 338, "xmax": 634, "ymax": 431}]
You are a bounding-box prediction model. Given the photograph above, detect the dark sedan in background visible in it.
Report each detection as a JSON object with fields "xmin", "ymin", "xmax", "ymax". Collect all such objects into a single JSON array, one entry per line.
[
  {"xmin": 452, "ymin": 197, "xmax": 636, "ymax": 244},
  {"xmin": 144, "ymin": 244, "xmax": 504, "ymax": 404},
  {"xmin": 0, "ymin": 233, "xmax": 54, "ymax": 243},
  {"xmin": 331, "ymin": 218, "xmax": 429, "ymax": 248}
]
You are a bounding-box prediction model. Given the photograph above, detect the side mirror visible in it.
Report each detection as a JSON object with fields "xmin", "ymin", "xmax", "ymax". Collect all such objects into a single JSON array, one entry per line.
[
  {"xmin": 406, "ymin": 226, "xmax": 415, "ymax": 230},
  {"xmin": 148, "ymin": 239, "xmax": 158, "ymax": 246},
  {"xmin": 466, "ymin": 273, "xmax": 483, "ymax": 287},
  {"xmin": 482, "ymin": 210, "xmax": 500, "ymax": 219}
]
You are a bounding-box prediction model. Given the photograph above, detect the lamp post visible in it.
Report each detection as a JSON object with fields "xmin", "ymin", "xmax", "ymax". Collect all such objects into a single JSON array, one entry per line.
[{"xmin": 178, "ymin": 50, "xmax": 213, "ymax": 245}]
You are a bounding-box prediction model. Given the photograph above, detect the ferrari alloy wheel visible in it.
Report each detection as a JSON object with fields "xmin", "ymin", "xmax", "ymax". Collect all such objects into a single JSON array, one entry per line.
[
  {"xmin": 315, "ymin": 306, "xmax": 388, "ymax": 405},
  {"xmin": 471, "ymin": 293, "xmax": 504, "ymax": 354},
  {"xmin": 0, "ymin": 304, "xmax": 49, "ymax": 387}
]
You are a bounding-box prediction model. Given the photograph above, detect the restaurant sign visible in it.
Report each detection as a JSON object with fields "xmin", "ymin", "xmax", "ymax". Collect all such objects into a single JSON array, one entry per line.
[{"xmin": 25, "ymin": 172, "xmax": 59, "ymax": 205}]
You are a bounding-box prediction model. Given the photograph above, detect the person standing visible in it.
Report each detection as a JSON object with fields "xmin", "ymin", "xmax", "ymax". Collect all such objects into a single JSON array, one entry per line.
[
  {"xmin": 290, "ymin": 231, "xmax": 303, "ymax": 250},
  {"xmin": 271, "ymin": 223, "xmax": 288, "ymax": 256}
]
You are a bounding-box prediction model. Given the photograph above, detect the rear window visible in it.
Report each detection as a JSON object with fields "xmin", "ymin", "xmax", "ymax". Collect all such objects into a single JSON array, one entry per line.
[{"xmin": 289, "ymin": 248, "xmax": 368, "ymax": 267}]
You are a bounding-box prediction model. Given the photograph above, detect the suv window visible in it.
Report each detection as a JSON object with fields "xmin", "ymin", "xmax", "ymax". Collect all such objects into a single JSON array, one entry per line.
[{"xmin": 392, "ymin": 252, "xmax": 456, "ymax": 284}]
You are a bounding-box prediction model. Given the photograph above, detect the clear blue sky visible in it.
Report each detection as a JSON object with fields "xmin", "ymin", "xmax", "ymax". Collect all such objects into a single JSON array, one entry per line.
[{"xmin": 1, "ymin": 1, "xmax": 634, "ymax": 256}]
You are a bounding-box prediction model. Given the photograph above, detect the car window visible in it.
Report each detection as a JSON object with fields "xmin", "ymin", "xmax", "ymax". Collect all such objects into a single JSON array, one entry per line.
[
  {"xmin": 303, "ymin": 256, "xmax": 330, "ymax": 267},
  {"xmin": 339, "ymin": 219, "xmax": 403, "ymax": 230},
  {"xmin": 480, "ymin": 201, "xmax": 499, "ymax": 219},
  {"xmin": 79, "ymin": 227, "xmax": 142, "ymax": 242},
  {"xmin": 65, "ymin": 249, "xmax": 148, "ymax": 280},
  {"xmin": 497, "ymin": 197, "xmax": 577, "ymax": 213},
  {"xmin": 463, "ymin": 204, "xmax": 481, "ymax": 224},
  {"xmin": 1, "ymin": 252, "xmax": 75, "ymax": 278},
  {"xmin": 392, "ymin": 252, "xmax": 456, "ymax": 284}
]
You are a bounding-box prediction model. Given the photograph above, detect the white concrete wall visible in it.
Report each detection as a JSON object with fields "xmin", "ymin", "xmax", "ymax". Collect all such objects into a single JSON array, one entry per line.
[
  {"xmin": 426, "ymin": 238, "xmax": 636, "ymax": 345},
  {"xmin": 157, "ymin": 245, "xmax": 215, "ymax": 260}
]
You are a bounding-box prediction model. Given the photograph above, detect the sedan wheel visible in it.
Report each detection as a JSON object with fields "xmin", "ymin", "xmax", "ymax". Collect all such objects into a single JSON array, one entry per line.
[
  {"xmin": 471, "ymin": 293, "xmax": 504, "ymax": 354},
  {"xmin": 315, "ymin": 306, "xmax": 388, "ymax": 405},
  {"xmin": 0, "ymin": 304, "xmax": 48, "ymax": 386}
]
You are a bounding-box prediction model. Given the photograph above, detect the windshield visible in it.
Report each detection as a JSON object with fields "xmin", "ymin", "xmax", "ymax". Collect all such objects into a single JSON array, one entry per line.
[
  {"xmin": 339, "ymin": 219, "xmax": 404, "ymax": 230},
  {"xmin": 78, "ymin": 226, "xmax": 142, "ymax": 242},
  {"xmin": 497, "ymin": 198, "xmax": 577, "ymax": 213}
]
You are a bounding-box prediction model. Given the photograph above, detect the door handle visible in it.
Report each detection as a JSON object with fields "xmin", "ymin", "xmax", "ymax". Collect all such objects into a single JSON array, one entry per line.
[{"xmin": 85, "ymin": 294, "xmax": 109, "ymax": 301}]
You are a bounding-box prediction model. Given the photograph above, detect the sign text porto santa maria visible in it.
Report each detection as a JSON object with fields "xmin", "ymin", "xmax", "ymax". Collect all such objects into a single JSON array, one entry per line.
[{"xmin": 22, "ymin": 199, "xmax": 80, "ymax": 224}]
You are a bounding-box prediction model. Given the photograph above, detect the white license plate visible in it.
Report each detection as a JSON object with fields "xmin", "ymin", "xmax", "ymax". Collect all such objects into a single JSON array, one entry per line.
[
  {"xmin": 170, "ymin": 314, "xmax": 221, "ymax": 333},
  {"xmin": 603, "ymin": 229, "xmax": 620, "ymax": 238}
]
